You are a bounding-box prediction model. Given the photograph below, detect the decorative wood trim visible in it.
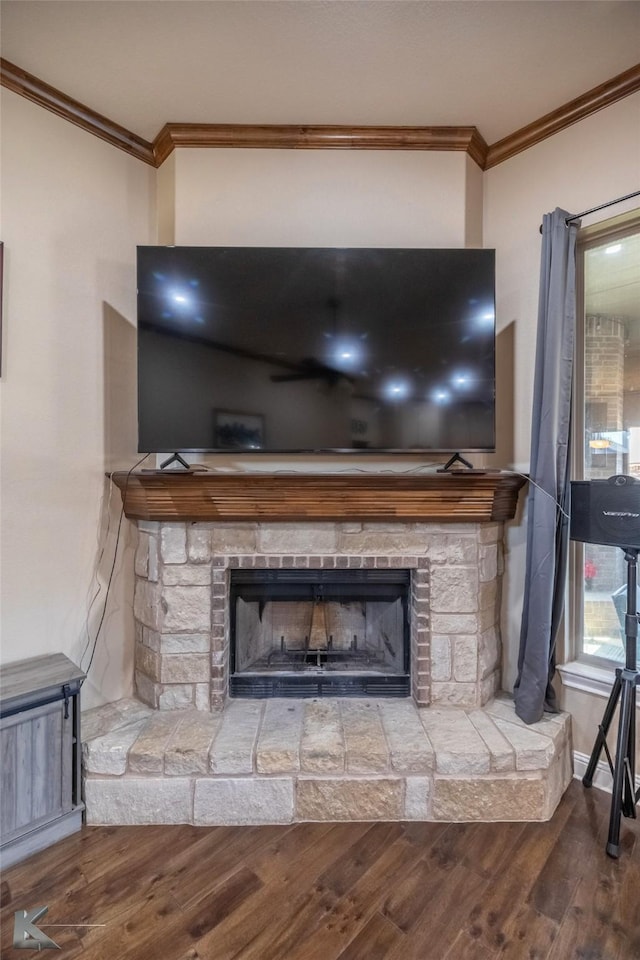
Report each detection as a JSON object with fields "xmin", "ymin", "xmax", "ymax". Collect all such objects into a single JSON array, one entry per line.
[
  {"xmin": 152, "ymin": 124, "xmax": 175, "ymax": 167},
  {"xmin": 0, "ymin": 58, "xmax": 156, "ymax": 166},
  {"xmin": 152, "ymin": 123, "xmax": 489, "ymax": 166},
  {"xmin": 110, "ymin": 470, "xmax": 527, "ymax": 523},
  {"xmin": 467, "ymin": 128, "xmax": 490, "ymax": 170},
  {"xmin": 485, "ymin": 62, "xmax": 640, "ymax": 169},
  {"xmin": 3, "ymin": 55, "xmax": 637, "ymax": 171}
]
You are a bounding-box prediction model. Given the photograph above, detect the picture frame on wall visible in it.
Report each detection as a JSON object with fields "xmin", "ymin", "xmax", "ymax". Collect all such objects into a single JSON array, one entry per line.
[{"xmin": 214, "ymin": 410, "xmax": 264, "ymax": 450}]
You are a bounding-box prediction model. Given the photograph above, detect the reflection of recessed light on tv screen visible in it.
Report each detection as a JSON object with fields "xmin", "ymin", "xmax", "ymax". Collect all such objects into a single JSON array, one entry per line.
[{"xmin": 136, "ymin": 246, "xmax": 496, "ymax": 454}]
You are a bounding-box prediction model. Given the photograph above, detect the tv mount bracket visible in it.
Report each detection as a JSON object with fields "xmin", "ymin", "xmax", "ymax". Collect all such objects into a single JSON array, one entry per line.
[
  {"xmin": 159, "ymin": 452, "xmax": 191, "ymax": 471},
  {"xmin": 437, "ymin": 452, "xmax": 475, "ymax": 472}
]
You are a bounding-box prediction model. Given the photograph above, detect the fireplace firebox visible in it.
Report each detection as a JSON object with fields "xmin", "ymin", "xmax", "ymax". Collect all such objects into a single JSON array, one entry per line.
[{"xmin": 229, "ymin": 569, "xmax": 410, "ymax": 698}]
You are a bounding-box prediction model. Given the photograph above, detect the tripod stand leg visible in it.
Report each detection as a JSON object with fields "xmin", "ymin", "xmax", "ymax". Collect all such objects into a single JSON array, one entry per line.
[
  {"xmin": 580, "ymin": 546, "xmax": 639, "ymax": 857},
  {"xmin": 623, "ymin": 673, "xmax": 638, "ymax": 817},
  {"xmin": 582, "ymin": 673, "xmax": 621, "ymax": 788},
  {"xmin": 606, "ymin": 676, "xmax": 635, "ymax": 858}
]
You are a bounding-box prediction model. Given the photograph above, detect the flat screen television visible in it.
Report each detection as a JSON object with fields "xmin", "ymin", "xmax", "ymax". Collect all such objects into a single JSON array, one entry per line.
[{"xmin": 137, "ymin": 246, "xmax": 496, "ymax": 455}]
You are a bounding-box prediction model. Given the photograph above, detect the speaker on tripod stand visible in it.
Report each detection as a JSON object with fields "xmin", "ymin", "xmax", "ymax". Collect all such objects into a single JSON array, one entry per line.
[{"xmin": 570, "ymin": 474, "xmax": 640, "ymax": 858}]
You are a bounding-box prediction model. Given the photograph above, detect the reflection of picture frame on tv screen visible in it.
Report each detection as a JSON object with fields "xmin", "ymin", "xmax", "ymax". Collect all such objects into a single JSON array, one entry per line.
[
  {"xmin": 137, "ymin": 246, "xmax": 496, "ymax": 455},
  {"xmin": 214, "ymin": 411, "xmax": 264, "ymax": 450}
]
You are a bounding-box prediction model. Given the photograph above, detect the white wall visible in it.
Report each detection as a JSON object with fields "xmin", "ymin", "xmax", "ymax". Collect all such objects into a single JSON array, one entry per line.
[
  {"xmin": 485, "ymin": 92, "xmax": 640, "ymax": 472},
  {"xmin": 484, "ymin": 92, "xmax": 640, "ymax": 727},
  {"xmin": 0, "ymin": 91, "xmax": 155, "ymax": 707},
  {"xmin": 172, "ymin": 148, "xmax": 470, "ymax": 247}
]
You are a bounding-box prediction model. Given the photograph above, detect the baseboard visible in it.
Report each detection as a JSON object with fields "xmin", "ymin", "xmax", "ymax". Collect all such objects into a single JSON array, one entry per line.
[{"xmin": 573, "ymin": 750, "xmax": 640, "ymax": 794}]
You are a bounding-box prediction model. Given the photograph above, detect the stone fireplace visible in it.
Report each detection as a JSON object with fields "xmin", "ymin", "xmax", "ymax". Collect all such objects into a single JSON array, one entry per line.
[
  {"xmin": 81, "ymin": 470, "xmax": 573, "ymax": 827},
  {"xmin": 132, "ymin": 517, "xmax": 503, "ymax": 712}
]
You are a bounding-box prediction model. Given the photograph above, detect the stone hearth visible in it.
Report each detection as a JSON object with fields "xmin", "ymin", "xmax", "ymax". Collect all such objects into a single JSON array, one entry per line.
[{"xmin": 82, "ymin": 695, "xmax": 572, "ymax": 825}]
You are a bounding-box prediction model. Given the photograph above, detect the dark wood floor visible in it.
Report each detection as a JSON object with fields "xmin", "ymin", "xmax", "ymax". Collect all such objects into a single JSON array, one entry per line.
[{"xmin": 1, "ymin": 780, "xmax": 639, "ymax": 960}]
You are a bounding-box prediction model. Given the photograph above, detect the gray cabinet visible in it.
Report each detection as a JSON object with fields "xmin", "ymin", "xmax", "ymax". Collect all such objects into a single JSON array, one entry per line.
[{"xmin": 1, "ymin": 653, "xmax": 85, "ymax": 867}]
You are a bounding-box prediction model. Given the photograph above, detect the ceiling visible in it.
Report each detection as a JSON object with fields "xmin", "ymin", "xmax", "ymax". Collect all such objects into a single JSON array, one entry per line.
[{"xmin": 1, "ymin": 0, "xmax": 639, "ymax": 145}]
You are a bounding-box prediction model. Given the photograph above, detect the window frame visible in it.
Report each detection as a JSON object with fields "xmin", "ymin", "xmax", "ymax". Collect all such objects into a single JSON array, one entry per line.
[{"xmin": 564, "ymin": 209, "xmax": 640, "ymax": 673}]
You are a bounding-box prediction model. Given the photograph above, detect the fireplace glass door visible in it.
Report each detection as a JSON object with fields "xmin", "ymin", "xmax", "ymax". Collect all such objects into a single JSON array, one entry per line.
[{"xmin": 229, "ymin": 569, "xmax": 410, "ymax": 697}]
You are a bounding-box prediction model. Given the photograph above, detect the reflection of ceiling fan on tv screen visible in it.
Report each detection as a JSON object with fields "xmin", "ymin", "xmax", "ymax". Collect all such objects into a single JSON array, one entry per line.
[{"xmin": 270, "ymin": 357, "xmax": 354, "ymax": 386}]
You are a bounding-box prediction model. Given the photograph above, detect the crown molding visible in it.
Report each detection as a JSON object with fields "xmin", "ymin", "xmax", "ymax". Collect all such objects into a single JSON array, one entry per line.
[
  {"xmin": 2, "ymin": 56, "xmax": 639, "ymax": 171},
  {"xmin": 0, "ymin": 57, "xmax": 155, "ymax": 166},
  {"xmin": 485, "ymin": 62, "xmax": 640, "ymax": 169},
  {"xmin": 152, "ymin": 122, "xmax": 489, "ymax": 166}
]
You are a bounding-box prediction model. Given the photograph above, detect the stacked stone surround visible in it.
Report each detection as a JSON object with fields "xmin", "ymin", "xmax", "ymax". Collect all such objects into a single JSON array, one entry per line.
[
  {"xmin": 132, "ymin": 519, "xmax": 504, "ymax": 712},
  {"xmin": 82, "ymin": 695, "xmax": 573, "ymax": 826}
]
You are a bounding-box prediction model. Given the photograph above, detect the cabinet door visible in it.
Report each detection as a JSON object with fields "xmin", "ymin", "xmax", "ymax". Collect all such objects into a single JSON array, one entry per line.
[{"xmin": 1, "ymin": 699, "xmax": 72, "ymax": 843}]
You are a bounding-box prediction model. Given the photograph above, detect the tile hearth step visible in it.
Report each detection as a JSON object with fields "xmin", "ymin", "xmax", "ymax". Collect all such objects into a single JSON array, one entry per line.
[{"xmin": 82, "ymin": 696, "xmax": 572, "ymax": 826}]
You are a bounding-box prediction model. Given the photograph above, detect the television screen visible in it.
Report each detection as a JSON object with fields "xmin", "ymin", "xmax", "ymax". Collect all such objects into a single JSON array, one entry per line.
[{"xmin": 137, "ymin": 246, "xmax": 496, "ymax": 454}]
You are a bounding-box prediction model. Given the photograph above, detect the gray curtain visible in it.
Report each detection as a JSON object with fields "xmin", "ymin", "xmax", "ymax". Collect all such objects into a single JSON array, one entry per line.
[{"xmin": 514, "ymin": 208, "xmax": 579, "ymax": 724}]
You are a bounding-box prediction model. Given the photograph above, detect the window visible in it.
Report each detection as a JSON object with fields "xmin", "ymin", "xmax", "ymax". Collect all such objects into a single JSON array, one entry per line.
[{"xmin": 573, "ymin": 212, "xmax": 640, "ymax": 667}]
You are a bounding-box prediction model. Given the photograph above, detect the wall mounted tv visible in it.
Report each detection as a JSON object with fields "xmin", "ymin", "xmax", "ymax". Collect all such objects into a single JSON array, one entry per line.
[{"xmin": 137, "ymin": 246, "xmax": 496, "ymax": 455}]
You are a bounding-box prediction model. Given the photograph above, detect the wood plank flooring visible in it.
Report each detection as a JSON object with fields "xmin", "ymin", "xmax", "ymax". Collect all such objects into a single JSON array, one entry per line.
[{"xmin": 1, "ymin": 780, "xmax": 639, "ymax": 959}]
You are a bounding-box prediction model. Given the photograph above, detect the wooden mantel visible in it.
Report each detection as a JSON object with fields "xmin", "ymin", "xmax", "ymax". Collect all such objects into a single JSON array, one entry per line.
[{"xmin": 110, "ymin": 470, "xmax": 527, "ymax": 523}]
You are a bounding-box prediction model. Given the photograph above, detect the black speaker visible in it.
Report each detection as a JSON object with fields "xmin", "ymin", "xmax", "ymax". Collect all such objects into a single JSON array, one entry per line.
[{"xmin": 570, "ymin": 476, "xmax": 640, "ymax": 549}]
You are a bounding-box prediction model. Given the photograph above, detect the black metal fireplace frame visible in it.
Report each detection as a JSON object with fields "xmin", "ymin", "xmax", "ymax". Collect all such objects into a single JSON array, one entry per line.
[{"xmin": 229, "ymin": 568, "xmax": 411, "ymax": 699}]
